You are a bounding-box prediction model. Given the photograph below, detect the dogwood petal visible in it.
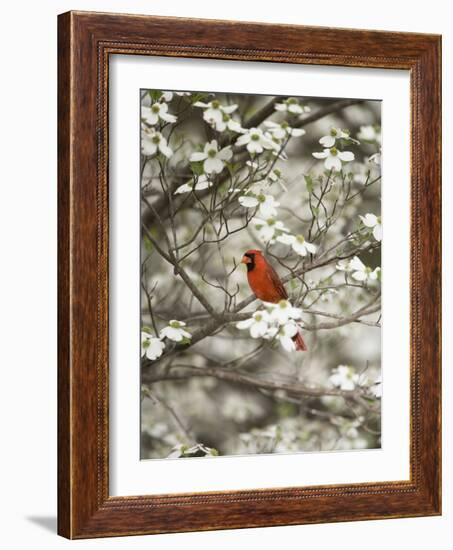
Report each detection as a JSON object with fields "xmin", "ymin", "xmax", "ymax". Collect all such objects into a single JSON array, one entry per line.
[
  {"xmin": 338, "ymin": 151, "xmax": 355, "ymax": 162},
  {"xmin": 373, "ymin": 224, "xmax": 383, "ymax": 241},
  {"xmin": 305, "ymin": 242, "xmax": 317, "ymax": 254},
  {"xmin": 204, "ymin": 108, "xmax": 223, "ymax": 125},
  {"xmin": 257, "ymin": 224, "xmax": 275, "ymax": 242},
  {"xmin": 141, "ymin": 140, "xmax": 157, "ymax": 156},
  {"xmin": 141, "ymin": 107, "xmax": 158, "ymax": 125},
  {"xmin": 319, "ymin": 135, "xmax": 336, "ymax": 147},
  {"xmin": 276, "ymin": 233, "xmax": 296, "ymax": 245},
  {"xmin": 288, "ymin": 104, "xmax": 303, "ymax": 114},
  {"xmin": 276, "ymin": 128, "xmax": 288, "ymax": 139},
  {"xmin": 325, "ymin": 156, "xmax": 342, "ymax": 171},
  {"xmin": 312, "ymin": 150, "xmax": 329, "ymax": 159},
  {"xmin": 194, "ymin": 176, "xmax": 212, "ymax": 190},
  {"xmin": 290, "ymin": 128, "xmax": 306, "ymax": 137},
  {"xmin": 205, "ymin": 140, "xmax": 218, "ymax": 152},
  {"xmin": 190, "ymin": 151, "xmax": 208, "ymax": 162},
  {"xmin": 222, "ymin": 104, "xmax": 238, "ymax": 114},
  {"xmin": 141, "ymin": 94, "xmax": 152, "ymax": 107},
  {"xmin": 174, "ymin": 183, "xmax": 193, "ymax": 194},
  {"xmin": 352, "ymin": 270, "xmax": 367, "ymax": 281},
  {"xmin": 179, "ymin": 329, "xmax": 192, "ymax": 339},
  {"xmin": 247, "ymin": 141, "xmax": 264, "ymax": 154},
  {"xmin": 350, "ymin": 256, "xmax": 366, "ymax": 271},
  {"xmin": 204, "ymin": 157, "xmax": 224, "ymax": 174},
  {"xmin": 145, "ymin": 338, "xmax": 165, "ymax": 360},
  {"xmin": 280, "ymin": 336, "xmax": 296, "ymax": 352},
  {"xmin": 236, "ymin": 318, "xmax": 254, "ymax": 330},
  {"xmin": 160, "ymin": 326, "xmax": 182, "ymax": 341},
  {"xmin": 212, "ymin": 119, "xmax": 227, "ymax": 132},
  {"xmin": 282, "ymin": 322, "xmax": 299, "ymax": 338},
  {"xmin": 235, "ymin": 134, "xmax": 250, "ymax": 146},
  {"xmin": 239, "ymin": 196, "xmax": 259, "ymax": 208},
  {"xmin": 218, "ymin": 146, "xmax": 232, "ymax": 161},
  {"xmin": 292, "ymin": 241, "xmax": 308, "ymax": 256},
  {"xmin": 159, "ymin": 142, "xmax": 173, "ymax": 158},
  {"xmin": 250, "ymin": 321, "xmax": 269, "ymax": 338},
  {"xmin": 227, "ymin": 119, "xmax": 243, "ymax": 133},
  {"xmin": 160, "ymin": 111, "xmax": 177, "ymax": 123},
  {"xmin": 360, "ymin": 213, "xmax": 378, "ymax": 228}
]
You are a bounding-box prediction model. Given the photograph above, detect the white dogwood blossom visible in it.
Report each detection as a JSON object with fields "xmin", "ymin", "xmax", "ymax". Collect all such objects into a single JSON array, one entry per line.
[
  {"xmin": 143, "ymin": 91, "xmax": 191, "ymax": 105},
  {"xmin": 141, "ymin": 332, "xmax": 165, "ymax": 361},
  {"xmin": 274, "ymin": 98, "xmax": 311, "ymax": 115},
  {"xmin": 141, "ymin": 102, "xmax": 177, "ymax": 125},
  {"xmin": 312, "ymin": 147, "xmax": 355, "ymax": 171},
  {"xmin": 167, "ymin": 443, "xmax": 218, "ymax": 458},
  {"xmin": 236, "ymin": 301, "xmax": 304, "ymax": 353},
  {"xmin": 265, "ymin": 300, "xmax": 302, "ymax": 325},
  {"xmin": 189, "ymin": 140, "xmax": 232, "ymax": 174},
  {"xmin": 368, "ymin": 148, "xmax": 382, "ymax": 165},
  {"xmin": 276, "ymin": 233, "xmax": 317, "ymax": 257},
  {"xmin": 369, "ymin": 376, "xmax": 382, "ymax": 398},
  {"xmin": 329, "ymin": 365, "xmax": 360, "ymax": 391},
  {"xmin": 319, "ymin": 126, "xmax": 359, "ymax": 148},
  {"xmin": 174, "ymin": 175, "xmax": 212, "ymax": 194},
  {"xmin": 160, "ymin": 91, "xmax": 191, "ymax": 102},
  {"xmin": 160, "ymin": 320, "xmax": 192, "ymax": 342},
  {"xmin": 357, "ymin": 125, "xmax": 381, "ymax": 144},
  {"xmin": 252, "ymin": 217, "xmax": 289, "ymax": 243},
  {"xmin": 235, "ymin": 127, "xmax": 279, "ymax": 154},
  {"xmin": 276, "ymin": 322, "xmax": 299, "ymax": 352},
  {"xmin": 218, "ymin": 116, "xmax": 243, "ymax": 133},
  {"xmin": 264, "ymin": 120, "xmax": 306, "ymax": 139},
  {"xmin": 331, "ymin": 416, "xmax": 365, "ymax": 439},
  {"xmin": 264, "ymin": 167, "xmax": 287, "ymax": 192},
  {"xmin": 336, "ymin": 259, "xmax": 351, "ymax": 272},
  {"xmin": 349, "ymin": 256, "xmax": 381, "ymax": 283},
  {"xmin": 193, "ymin": 100, "xmax": 238, "ymax": 131},
  {"xmin": 360, "ymin": 213, "xmax": 382, "ymax": 241},
  {"xmin": 141, "ymin": 126, "xmax": 173, "ymax": 158},
  {"xmin": 236, "ymin": 310, "xmax": 271, "ymax": 338},
  {"xmin": 238, "ymin": 193, "xmax": 279, "ymax": 218}
]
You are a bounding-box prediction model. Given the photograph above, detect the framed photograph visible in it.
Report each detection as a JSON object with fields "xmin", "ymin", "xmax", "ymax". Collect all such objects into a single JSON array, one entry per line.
[{"xmin": 58, "ymin": 11, "xmax": 441, "ymax": 538}]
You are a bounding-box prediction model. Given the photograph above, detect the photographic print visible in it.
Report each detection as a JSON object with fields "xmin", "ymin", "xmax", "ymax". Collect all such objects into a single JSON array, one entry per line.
[{"xmin": 140, "ymin": 89, "xmax": 382, "ymax": 460}]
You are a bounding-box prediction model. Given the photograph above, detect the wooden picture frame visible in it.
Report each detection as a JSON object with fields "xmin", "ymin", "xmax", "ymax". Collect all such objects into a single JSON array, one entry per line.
[{"xmin": 58, "ymin": 10, "xmax": 441, "ymax": 539}]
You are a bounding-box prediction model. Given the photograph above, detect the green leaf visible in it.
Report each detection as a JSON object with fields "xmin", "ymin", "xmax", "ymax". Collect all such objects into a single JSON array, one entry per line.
[
  {"xmin": 277, "ymin": 402, "xmax": 297, "ymax": 418},
  {"xmin": 149, "ymin": 90, "xmax": 163, "ymax": 102},
  {"xmin": 190, "ymin": 161, "xmax": 205, "ymax": 176},
  {"xmin": 143, "ymin": 235, "xmax": 153, "ymax": 252},
  {"xmin": 304, "ymin": 174, "xmax": 314, "ymax": 193},
  {"xmin": 191, "ymin": 92, "xmax": 209, "ymax": 104}
]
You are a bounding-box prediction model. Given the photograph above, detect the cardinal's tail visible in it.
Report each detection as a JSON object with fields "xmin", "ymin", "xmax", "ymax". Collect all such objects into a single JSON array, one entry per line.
[{"xmin": 293, "ymin": 330, "xmax": 307, "ymax": 352}]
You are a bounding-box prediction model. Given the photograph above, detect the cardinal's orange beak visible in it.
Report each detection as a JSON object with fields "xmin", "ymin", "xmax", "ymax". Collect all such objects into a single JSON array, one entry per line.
[{"xmin": 241, "ymin": 255, "xmax": 252, "ymax": 264}]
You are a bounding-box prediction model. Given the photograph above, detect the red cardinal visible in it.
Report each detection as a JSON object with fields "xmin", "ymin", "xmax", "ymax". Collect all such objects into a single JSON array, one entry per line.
[{"xmin": 241, "ymin": 249, "xmax": 307, "ymax": 351}]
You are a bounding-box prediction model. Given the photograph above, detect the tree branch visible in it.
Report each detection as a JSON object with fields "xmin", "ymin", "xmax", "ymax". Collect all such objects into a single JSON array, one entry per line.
[{"xmin": 142, "ymin": 363, "xmax": 367, "ymax": 401}]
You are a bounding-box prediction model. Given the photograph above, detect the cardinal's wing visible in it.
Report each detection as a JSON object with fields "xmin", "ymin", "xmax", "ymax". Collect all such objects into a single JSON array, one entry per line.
[{"xmin": 265, "ymin": 262, "xmax": 288, "ymax": 300}]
